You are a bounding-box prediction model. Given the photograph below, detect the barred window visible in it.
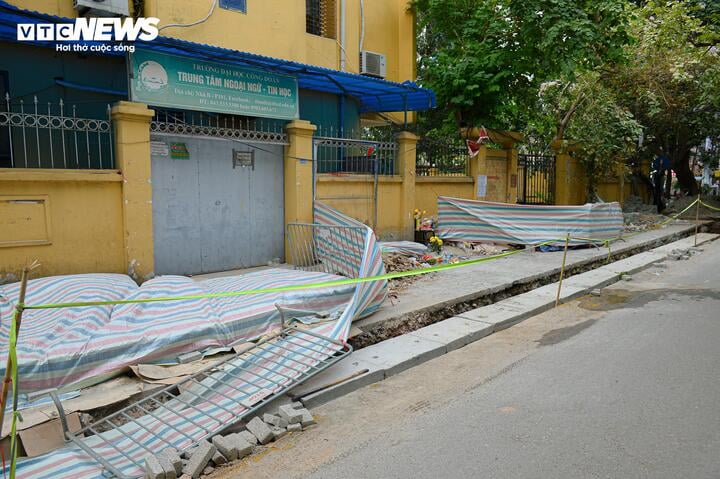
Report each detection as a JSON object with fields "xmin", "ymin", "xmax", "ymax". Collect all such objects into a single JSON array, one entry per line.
[
  {"xmin": 306, "ymin": 0, "xmax": 336, "ymax": 39},
  {"xmin": 220, "ymin": 0, "xmax": 246, "ymax": 13}
]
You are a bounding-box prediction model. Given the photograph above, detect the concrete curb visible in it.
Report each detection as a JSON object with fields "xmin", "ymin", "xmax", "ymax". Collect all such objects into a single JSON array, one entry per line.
[{"xmin": 296, "ymin": 233, "xmax": 718, "ymax": 409}]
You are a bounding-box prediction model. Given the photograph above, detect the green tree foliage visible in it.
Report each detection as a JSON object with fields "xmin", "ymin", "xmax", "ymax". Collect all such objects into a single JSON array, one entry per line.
[
  {"xmin": 612, "ymin": 1, "xmax": 720, "ymax": 194},
  {"xmin": 414, "ymin": 0, "xmax": 631, "ymax": 132},
  {"xmin": 537, "ymin": 72, "xmax": 642, "ymax": 200}
]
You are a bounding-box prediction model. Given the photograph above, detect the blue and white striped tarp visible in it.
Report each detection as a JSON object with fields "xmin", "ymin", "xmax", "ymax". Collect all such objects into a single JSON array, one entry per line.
[
  {"xmin": 379, "ymin": 241, "xmax": 428, "ymax": 256},
  {"xmin": 1, "ymin": 202, "xmax": 387, "ymax": 479},
  {"xmin": 437, "ymin": 196, "xmax": 624, "ymax": 245}
]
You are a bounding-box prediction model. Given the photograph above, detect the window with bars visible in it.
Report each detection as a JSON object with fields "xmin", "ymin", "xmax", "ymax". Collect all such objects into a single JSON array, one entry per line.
[
  {"xmin": 220, "ymin": 0, "xmax": 246, "ymax": 13},
  {"xmin": 306, "ymin": 0, "xmax": 336, "ymax": 39}
]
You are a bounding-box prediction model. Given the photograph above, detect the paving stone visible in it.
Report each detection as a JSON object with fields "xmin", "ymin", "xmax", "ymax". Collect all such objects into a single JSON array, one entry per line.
[
  {"xmin": 287, "ymin": 423, "xmax": 302, "ymax": 432},
  {"xmin": 144, "ymin": 455, "xmax": 165, "ymax": 479},
  {"xmin": 160, "ymin": 448, "xmax": 183, "ymax": 476},
  {"xmin": 272, "ymin": 427, "xmax": 288, "ymax": 440},
  {"xmin": 277, "ymin": 405, "xmax": 303, "ymax": 424},
  {"xmin": 157, "ymin": 453, "xmax": 178, "ymax": 479},
  {"xmin": 263, "ymin": 413, "xmax": 288, "ymax": 428},
  {"xmin": 211, "ymin": 435, "xmax": 238, "ymax": 461},
  {"xmin": 246, "ymin": 416, "xmax": 274, "ymax": 444},
  {"xmin": 211, "ymin": 451, "xmax": 227, "ymax": 467},
  {"xmin": 238, "ymin": 430, "xmax": 258, "ymax": 445},
  {"xmin": 296, "ymin": 408, "xmax": 316, "ymax": 428},
  {"xmin": 182, "ymin": 440, "xmax": 216, "ymax": 479},
  {"xmin": 410, "ymin": 316, "xmax": 493, "ymax": 352},
  {"xmin": 228, "ymin": 433, "xmax": 253, "ymax": 458},
  {"xmin": 355, "ymin": 333, "xmax": 446, "ymax": 379},
  {"xmin": 202, "ymin": 466, "xmax": 214, "ymax": 475}
]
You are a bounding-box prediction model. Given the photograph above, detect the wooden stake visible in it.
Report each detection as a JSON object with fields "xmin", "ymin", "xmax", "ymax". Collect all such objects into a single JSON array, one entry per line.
[
  {"xmin": 694, "ymin": 194, "xmax": 701, "ymax": 247},
  {"xmin": 555, "ymin": 233, "xmax": 570, "ymax": 308},
  {"xmin": 0, "ymin": 262, "xmax": 35, "ymax": 437}
]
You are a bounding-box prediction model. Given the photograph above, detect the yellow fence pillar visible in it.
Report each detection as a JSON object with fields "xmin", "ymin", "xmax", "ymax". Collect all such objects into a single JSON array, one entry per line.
[
  {"xmin": 284, "ymin": 120, "xmax": 317, "ymax": 259},
  {"xmin": 397, "ymin": 131, "xmax": 418, "ymax": 240},
  {"xmin": 470, "ymin": 144, "xmax": 487, "ymax": 200},
  {"xmin": 111, "ymin": 101, "xmax": 155, "ymax": 282},
  {"xmin": 552, "ymin": 141, "xmax": 586, "ymax": 205},
  {"xmin": 505, "ymin": 144, "xmax": 519, "ymax": 203}
]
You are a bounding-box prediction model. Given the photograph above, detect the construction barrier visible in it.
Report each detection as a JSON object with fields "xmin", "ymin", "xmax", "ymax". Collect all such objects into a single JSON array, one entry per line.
[{"xmin": 0, "ymin": 198, "xmax": 704, "ymax": 479}]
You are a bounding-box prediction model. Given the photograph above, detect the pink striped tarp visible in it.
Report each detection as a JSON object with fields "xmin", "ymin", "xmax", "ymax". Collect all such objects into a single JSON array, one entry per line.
[{"xmin": 437, "ymin": 196, "xmax": 624, "ymax": 245}]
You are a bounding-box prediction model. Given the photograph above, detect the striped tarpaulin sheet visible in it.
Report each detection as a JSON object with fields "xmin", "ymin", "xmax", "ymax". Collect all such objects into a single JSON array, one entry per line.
[
  {"xmin": 437, "ymin": 196, "xmax": 624, "ymax": 245},
  {"xmin": 379, "ymin": 241, "xmax": 428, "ymax": 256},
  {"xmin": 2, "ymin": 202, "xmax": 387, "ymax": 479},
  {"xmin": 1, "ymin": 269, "xmax": 356, "ymax": 394}
]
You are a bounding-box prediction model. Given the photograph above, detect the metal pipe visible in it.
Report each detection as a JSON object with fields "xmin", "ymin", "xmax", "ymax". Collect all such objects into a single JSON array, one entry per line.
[{"xmin": 340, "ymin": 0, "xmax": 346, "ymax": 71}]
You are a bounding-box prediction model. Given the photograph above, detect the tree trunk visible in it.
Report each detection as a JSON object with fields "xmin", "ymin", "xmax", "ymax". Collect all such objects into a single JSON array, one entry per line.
[{"xmin": 672, "ymin": 148, "xmax": 698, "ymax": 195}]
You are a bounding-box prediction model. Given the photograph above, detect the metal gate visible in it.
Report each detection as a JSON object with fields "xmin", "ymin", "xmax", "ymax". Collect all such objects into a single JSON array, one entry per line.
[
  {"xmin": 518, "ymin": 153, "xmax": 556, "ymax": 205},
  {"xmin": 150, "ymin": 115, "xmax": 288, "ymax": 275}
]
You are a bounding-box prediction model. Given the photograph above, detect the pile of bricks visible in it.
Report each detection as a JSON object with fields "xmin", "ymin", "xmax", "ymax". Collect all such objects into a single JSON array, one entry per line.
[{"xmin": 144, "ymin": 403, "xmax": 316, "ymax": 479}]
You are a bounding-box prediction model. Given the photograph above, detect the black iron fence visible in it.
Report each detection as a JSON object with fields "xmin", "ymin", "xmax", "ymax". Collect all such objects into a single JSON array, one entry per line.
[
  {"xmin": 416, "ymin": 137, "xmax": 470, "ymax": 177},
  {"xmin": 517, "ymin": 153, "xmax": 556, "ymax": 205},
  {"xmin": 0, "ymin": 95, "xmax": 113, "ymax": 169}
]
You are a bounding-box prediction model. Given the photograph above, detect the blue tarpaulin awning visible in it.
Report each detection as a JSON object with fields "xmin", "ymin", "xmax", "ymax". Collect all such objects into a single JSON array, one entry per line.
[{"xmin": 0, "ymin": 1, "xmax": 436, "ymax": 113}]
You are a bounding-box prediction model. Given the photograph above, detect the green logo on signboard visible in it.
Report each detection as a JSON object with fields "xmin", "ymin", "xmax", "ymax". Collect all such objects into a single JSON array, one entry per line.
[{"xmin": 137, "ymin": 60, "xmax": 169, "ymax": 92}]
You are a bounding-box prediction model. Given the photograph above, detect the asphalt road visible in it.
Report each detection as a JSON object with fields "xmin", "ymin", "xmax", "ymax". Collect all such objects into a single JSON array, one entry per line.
[{"xmin": 217, "ymin": 238, "xmax": 720, "ymax": 479}]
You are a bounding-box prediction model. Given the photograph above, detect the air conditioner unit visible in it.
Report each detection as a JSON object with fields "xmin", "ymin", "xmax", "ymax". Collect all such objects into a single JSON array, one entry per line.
[
  {"xmin": 74, "ymin": 0, "xmax": 130, "ymax": 17},
  {"xmin": 360, "ymin": 50, "xmax": 387, "ymax": 79}
]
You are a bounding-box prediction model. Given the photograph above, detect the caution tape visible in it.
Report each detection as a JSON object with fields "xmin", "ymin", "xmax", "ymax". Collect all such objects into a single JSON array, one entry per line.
[
  {"xmin": 20, "ymin": 199, "xmax": 702, "ymax": 312},
  {"xmin": 700, "ymin": 200, "xmax": 720, "ymax": 212}
]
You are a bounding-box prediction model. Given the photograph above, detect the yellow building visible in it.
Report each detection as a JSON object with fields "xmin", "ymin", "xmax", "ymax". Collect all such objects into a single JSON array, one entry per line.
[{"xmin": 0, "ymin": 0, "xmax": 435, "ymax": 281}]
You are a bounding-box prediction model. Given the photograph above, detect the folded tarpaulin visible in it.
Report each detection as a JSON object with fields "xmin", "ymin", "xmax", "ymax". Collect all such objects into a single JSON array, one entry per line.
[
  {"xmin": 379, "ymin": 241, "xmax": 429, "ymax": 256},
  {"xmin": 436, "ymin": 196, "xmax": 624, "ymax": 245}
]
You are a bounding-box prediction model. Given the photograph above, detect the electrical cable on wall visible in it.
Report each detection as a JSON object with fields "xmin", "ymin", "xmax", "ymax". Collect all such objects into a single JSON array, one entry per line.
[{"xmin": 158, "ymin": 0, "xmax": 218, "ymax": 31}]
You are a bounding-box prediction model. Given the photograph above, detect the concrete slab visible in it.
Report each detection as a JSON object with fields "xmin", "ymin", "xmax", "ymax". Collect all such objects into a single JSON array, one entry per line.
[
  {"xmin": 294, "ymin": 351, "xmax": 386, "ymax": 409},
  {"xmin": 563, "ymin": 268, "xmax": 621, "ymax": 289},
  {"xmin": 361, "ymin": 333, "xmax": 447, "ymax": 378},
  {"xmin": 410, "ymin": 316, "xmax": 494, "ymax": 353}
]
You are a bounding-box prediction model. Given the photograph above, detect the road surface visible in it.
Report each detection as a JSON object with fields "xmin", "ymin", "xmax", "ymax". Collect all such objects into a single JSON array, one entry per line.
[{"xmin": 215, "ymin": 238, "xmax": 720, "ymax": 479}]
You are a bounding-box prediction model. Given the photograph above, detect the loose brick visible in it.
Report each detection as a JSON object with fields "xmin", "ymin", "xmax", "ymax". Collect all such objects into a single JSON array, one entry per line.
[
  {"xmin": 287, "ymin": 423, "xmax": 302, "ymax": 433},
  {"xmin": 239, "ymin": 430, "xmax": 258, "ymax": 445},
  {"xmin": 212, "ymin": 435, "xmax": 238, "ymax": 461},
  {"xmin": 272, "ymin": 427, "xmax": 288, "ymax": 441},
  {"xmin": 263, "ymin": 413, "xmax": 288, "ymax": 428},
  {"xmin": 297, "ymin": 408, "xmax": 316, "ymax": 428},
  {"xmin": 144, "ymin": 455, "xmax": 165, "ymax": 479},
  {"xmin": 246, "ymin": 417, "xmax": 273, "ymax": 445},
  {"xmin": 277, "ymin": 405, "xmax": 303, "ymax": 424},
  {"xmin": 160, "ymin": 448, "xmax": 183, "ymax": 476},
  {"xmin": 211, "ymin": 451, "xmax": 227, "ymax": 466},
  {"xmin": 229, "ymin": 433, "xmax": 254, "ymax": 458},
  {"xmin": 182, "ymin": 440, "xmax": 216, "ymax": 479}
]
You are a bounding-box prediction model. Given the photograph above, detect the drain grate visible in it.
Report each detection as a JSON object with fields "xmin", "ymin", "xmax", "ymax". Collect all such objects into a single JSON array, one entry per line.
[{"xmin": 55, "ymin": 327, "xmax": 351, "ymax": 479}]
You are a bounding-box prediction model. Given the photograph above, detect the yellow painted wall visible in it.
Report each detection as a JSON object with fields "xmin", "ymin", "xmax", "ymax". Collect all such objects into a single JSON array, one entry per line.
[
  {"xmin": 415, "ymin": 178, "xmax": 474, "ymax": 217},
  {"xmin": 8, "ymin": 0, "xmax": 416, "ymax": 84},
  {"xmin": 316, "ymin": 175, "xmax": 404, "ymax": 238},
  {"xmin": 0, "ymin": 169, "xmax": 125, "ymax": 283}
]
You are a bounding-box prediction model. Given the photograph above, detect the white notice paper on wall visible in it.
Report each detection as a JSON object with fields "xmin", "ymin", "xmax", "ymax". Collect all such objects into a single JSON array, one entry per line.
[
  {"xmin": 476, "ymin": 175, "xmax": 488, "ymax": 198},
  {"xmin": 151, "ymin": 141, "xmax": 169, "ymax": 157}
]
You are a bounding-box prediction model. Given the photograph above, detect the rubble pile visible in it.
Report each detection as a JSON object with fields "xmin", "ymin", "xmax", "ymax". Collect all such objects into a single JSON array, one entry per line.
[
  {"xmin": 668, "ymin": 247, "xmax": 701, "ymax": 261},
  {"xmin": 143, "ymin": 403, "xmax": 316, "ymax": 479},
  {"xmin": 383, "ymin": 253, "xmax": 430, "ymax": 295}
]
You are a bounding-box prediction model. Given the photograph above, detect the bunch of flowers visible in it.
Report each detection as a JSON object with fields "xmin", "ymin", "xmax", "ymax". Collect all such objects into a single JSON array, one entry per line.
[
  {"xmin": 429, "ymin": 235, "xmax": 443, "ymax": 253},
  {"xmin": 413, "ymin": 208, "xmax": 427, "ymax": 230}
]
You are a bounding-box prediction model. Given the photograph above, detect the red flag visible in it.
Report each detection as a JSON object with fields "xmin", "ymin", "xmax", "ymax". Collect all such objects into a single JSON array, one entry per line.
[{"xmin": 367, "ymin": 146, "xmax": 375, "ymax": 156}]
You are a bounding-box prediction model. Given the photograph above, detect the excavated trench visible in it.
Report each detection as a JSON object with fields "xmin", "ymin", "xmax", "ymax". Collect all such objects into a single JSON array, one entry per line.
[{"xmin": 348, "ymin": 226, "xmax": 706, "ymax": 350}]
